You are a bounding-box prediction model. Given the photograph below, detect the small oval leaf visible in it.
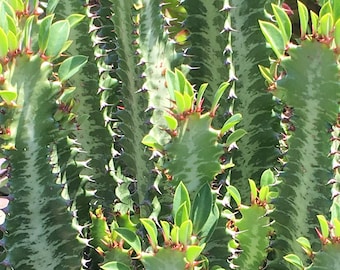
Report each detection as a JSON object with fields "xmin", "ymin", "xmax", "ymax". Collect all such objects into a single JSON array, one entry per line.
[
  {"xmin": 66, "ymin": 14, "xmax": 85, "ymax": 28},
  {"xmin": 114, "ymin": 228, "xmax": 142, "ymax": 254},
  {"xmin": 318, "ymin": 13, "xmax": 333, "ymax": 37},
  {"xmin": 211, "ymin": 82, "xmax": 229, "ymax": 114},
  {"xmin": 164, "ymin": 114, "xmax": 178, "ymax": 131},
  {"xmin": 248, "ymin": 179, "xmax": 257, "ymax": 204},
  {"xmin": 0, "ymin": 90, "xmax": 17, "ymax": 104},
  {"xmin": 260, "ymin": 169, "xmax": 275, "ymax": 187},
  {"xmin": 226, "ymin": 129, "xmax": 247, "ymax": 146},
  {"xmin": 186, "ymin": 245, "xmax": 205, "ymax": 264},
  {"xmin": 297, "ymin": 1, "xmax": 309, "ymax": 37},
  {"xmin": 258, "ymin": 65, "xmax": 274, "ymax": 85},
  {"xmin": 259, "ymin": 20, "xmax": 285, "ymax": 58},
  {"xmin": 58, "ymin": 55, "xmax": 88, "ymax": 82},
  {"xmin": 221, "ymin": 113, "xmax": 242, "ymax": 134},
  {"xmin": 179, "ymin": 220, "xmax": 193, "ymax": 245},
  {"xmin": 317, "ymin": 215, "xmax": 329, "ymax": 239},
  {"xmin": 46, "ymin": 20, "xmax": 70, "ymax": 58},
  {"xmin": 140, "ymin": 219, "xmax": 158, "ymax": 249},
  {"xmin": 284, "ymin": 254, "xmax": 304, "ymax": 269}
]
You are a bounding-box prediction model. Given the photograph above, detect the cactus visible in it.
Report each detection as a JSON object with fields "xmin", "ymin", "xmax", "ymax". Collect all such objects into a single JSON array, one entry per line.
[
  {"xmin": 0, "ymin": 1, "xmax": 88, "ymax": 268},
  {"xmin": 0, "ymin": 0, "xmax": 338, "ymax": 270}
]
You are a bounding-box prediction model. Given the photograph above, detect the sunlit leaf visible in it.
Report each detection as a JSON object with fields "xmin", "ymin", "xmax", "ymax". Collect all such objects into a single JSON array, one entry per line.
[
  {"xmin": 140, "ymin": 219, "xmax": 158, "ymax": 249},
  {"xmin": 0, "ymin": 28, "xmax": 8, "ymax": 58},
  {"xmin": 272, "ymin": 4, "xmax": 292, "ymax": 44},
  {"xmin": 221, "ymin": 113, "xmax": 242, "ymax": 134},
  {"xmin": 284, "ymin": 254, "xmax": 304, "ymax": 269},
  {"xmin": 259, "ymin": 20, "xmax": 285, "ymax": 58},
  {"xmin": 58, "ymin": 55, "xmax": 88, "ymax": 82},
  {"xmin": 297, "ymin": 1, "xmax": 309, "ymax": 37},
  {"xmin": 114, "ymin": 228, "xmax": 142, "ymax": 254},
  {"xmin": 317, "ymin": 215, "xmax": 329, "ymax": 239}
]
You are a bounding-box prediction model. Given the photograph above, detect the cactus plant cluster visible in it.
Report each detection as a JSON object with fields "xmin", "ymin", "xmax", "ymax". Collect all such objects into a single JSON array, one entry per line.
[{"xmin": 0, "ymin": 0, "xmax": 338, "ymax": 269}]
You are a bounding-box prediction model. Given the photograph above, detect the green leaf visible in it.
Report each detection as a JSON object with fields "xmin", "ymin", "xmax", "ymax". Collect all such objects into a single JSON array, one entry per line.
[
  {"xmin": 6, "ymin": 14, "xmax": 17, "ymax": 35},
  {"xmin": 174, "ymin": 91, "xmax": 185, "ymax": 114},
  {"xmin": 284, "ymin": 254, "xmax": 304, "ymax": 269},
  {"xmin": 319, "ymin": 1, "xmax": 332, "ymax": 18},
  {"xmin": 333, "ymin": 0, "xmax": 340, "ymax": 22},
  {"xmin": 227, "ymin": 185, "xmax": 241, "ymax": 206},
  {"xmin": 184, "ymin": 80, "xmax": 194, "ymax": 97},
  {"xmin": 272, "ymin": 4, "xmax": 292, "ymax": 44},
  {"xmin": 258, "ymin": 65, "xmax": 274, "ymax": 85},
  {"xmin": 296, "ymin": 237, "xmax": 313, "ymax": 256},
  {"xmin": 0, "ymin": 90, "xmax": 17, "ymax": 104},
  {"xmin": 66, "ymin": 14, "xmax": 85, "ymax": 28},
  {"xmin": 267, "ymin": 191, "xmax": 278, "ymax": 201},
  {"xmin": 196, "ymin": 83, "xmax": 208, "ymax": 110},
  {"xmin": 161, "ymin": 221, "xmax": 171, "ymax": 243},
  {"xmin": 175, "ymin": 68, "xmax": 186, "ymax": 94},
  {"xmin": 259, "ymin": 20, "xmax": 285, "ymax": 58},
  {"xmin": 183, "ymin": 92, "xmax": 193, "ymax": 112},
  {"xmin": 46, "ymin": 0, "xmax": 59, "ymax": 14},
  {"xmin": 9, "ymin": 0, "xmax": 24, "ymax": 12},
  {"xmin": 38, "ymin": 14, "xmax": 54, "ymax": 53},
  {"xmin": 179, "ymin": 220, "xmax": 193, "ymax": 245},
  {"xmin": 164, "ymin": 114, "xmax": 178, "ymax": 131},
  {"xmin": 310, "ymin": 11, "xmax": 319, "ymax": 35},
  {"xmin": 171, "ymin": 226, "xmax": 179, "ymax": 244},
  {"xmin": 114, "ymin": 228, "xmax": 142, "ymax": 254},
  {"xmin": 140, "ymin": 219, "xmax": 158, "ymax": 249},
  {"xmin": 249, "ymin": 179, "xmax": 257, "ymax": 203},
  {"xmin": 101, "ymin": 262, "xmax": 131, "ymax": 270},
  {"xmin": 318, "ymin": 13, "xmax": 333, "ymax": 37},
  {"xmin": 0, "ymin": 28, "xmax": 8, "ymax": 58},
  {"xmin": 221, "ymin": 113, "xmax": 243, "ymax": 134},
  {"xmin": 332, "ymin": 218, "xmax": 340, "ymax": 237},
  {"xmin": 7, "ymin": 31, "xmax": 17, "ymax": 51},
  {"xmin": 1, "ymin": 1, "xmax": 15, "ymax": 19},
  {"xmin": 45, "ymin": 20, "xmax": 70, "ymax": 58},
  {"xmin": 297, "ymin": 1, "xmax": 309, "ymax": 37},
  {"xmin": 259, "ymin": 186, "xmax": 269, "ymax": 202},
  {"xmin": 191, "ymin": 183, "xmax": 213, "ymax": 235},
  {"xmin": 173, "ymin": 182, "xmax": 191, "ymax": 218},
  {"xmin": 226, "ymin": 129, "xmax": 247, "ymax": 146},
  {"xmin": 260, "ymin": 169, "xmax": 275, "ymax": 187},
  {"xmin": 175, "ymin": 202, "xmax": 189, "ymax": 227},
  {"xmin": 211, "ymin": 82, "xmax": 229, "ymax": 114},
  {"xmin": 58, "ymin": 55, "xmax": 88, "ymax": 82},
  {"xmin": 141, "ymin": 134, "xmax": 163, "ymax": 151},
  {"xmin": 317, "ymin": 215, "xmax": 329, "ymax": 239},
  {"xmin": 186, "ymin": 245, "xmax": 205, "ymax": 264},
  {"xmin": 23, "ymin": 15, "xmax": 34, "ymax": 50}
]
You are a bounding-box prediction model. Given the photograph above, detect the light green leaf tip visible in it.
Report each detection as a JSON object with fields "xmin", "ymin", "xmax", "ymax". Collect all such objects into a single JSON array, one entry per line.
[{"xmin": 284, "ymin": 254, "xmax": 304, "ymax": 269}]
